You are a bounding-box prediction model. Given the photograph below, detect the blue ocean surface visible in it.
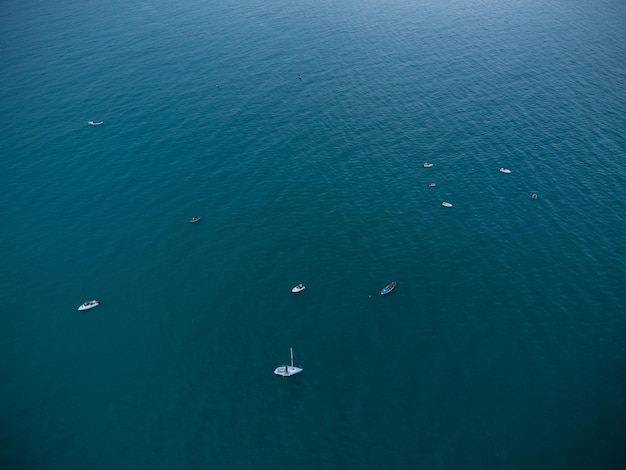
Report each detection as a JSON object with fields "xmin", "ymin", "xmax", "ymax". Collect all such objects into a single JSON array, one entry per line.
[{"xmin": 1, "ymin": 0, "xmax": 625, "ymax": 468}]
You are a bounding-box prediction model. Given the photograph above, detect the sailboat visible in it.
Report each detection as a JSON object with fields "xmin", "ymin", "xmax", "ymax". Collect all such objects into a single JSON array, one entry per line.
[{"xmin": 274, "ymin": 348, "xmax": 303, "ymax": 377}]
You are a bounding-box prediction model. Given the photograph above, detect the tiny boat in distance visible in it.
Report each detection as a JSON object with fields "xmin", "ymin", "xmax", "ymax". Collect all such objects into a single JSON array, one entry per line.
[
  {"xmin": 88, "ymin": 121, "xmax": 103, "ymax": 126},
  {"xmin": 274, "ymin": 348, "xmax": 303, "ymax": 377},
  {"xmin": 428, "ymin": 182, "xmax": 436, "ymax": 187},
  {"xmin": 78, "ymin": 300, "xmax": 100, "ymax": 311},
  {"xmin": 189, "ymin": 216, "xmax": 201, "ymax": 223},
  {"xmin": 381, "ymin": 281, "xmax": 396, "ymax": 295},
  {"xmin": 291, "ymin": 284, "xmax": 305, "ymax": 293},
  {"xmin": 499, "ymin": 167, "xmax": 511, "ymax": 173},
  {"xmin": 442, "ymin": 201, "xmax": 453, "ymax": 207},
  {"xmin": 423, "ymin": 162, "xmax": 433, "ymax": 168}
]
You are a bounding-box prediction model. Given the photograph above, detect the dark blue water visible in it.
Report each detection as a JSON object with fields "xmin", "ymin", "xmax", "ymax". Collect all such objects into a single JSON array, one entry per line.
[{"xmin": 1, "ymin": 0, "xmax": 625, "ymax": 468}]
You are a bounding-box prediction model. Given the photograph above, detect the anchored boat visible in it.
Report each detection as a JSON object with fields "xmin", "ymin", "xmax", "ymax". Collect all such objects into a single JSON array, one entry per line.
[
  {"xmin": 381, "ymin": 281, "xmax": 396, "ymax": 295},
  {"xmin": 274, "ymin": 348, "xmax": 303, "ymax": 377},
  {"xmin": 291, "ymin": 284, "xmax": 305, "ymax": 293},
  {"xmin": 78, "ymin": 300, "xmax": 100, "ymax": 311}
]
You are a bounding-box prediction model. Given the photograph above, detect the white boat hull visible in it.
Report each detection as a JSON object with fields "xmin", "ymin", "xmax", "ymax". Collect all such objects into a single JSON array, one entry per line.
[
  {"xmin": 274, "ymin": 365, "xmax": 303, "ymax": 377},
  {"xmin": 78, "ymin": 300, "xmax": 100, "ymax": 311},
  {"xmin": 291, "ymin": 284, "xmax": 305, "ymax": 293},
  {"xmin": 274, "ymin": 348, "xmax": 302, "ymax": 377}
]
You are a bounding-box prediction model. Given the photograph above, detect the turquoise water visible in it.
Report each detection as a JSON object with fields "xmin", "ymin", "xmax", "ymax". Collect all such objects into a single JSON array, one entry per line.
[{"xmin": 1, "ymin": 0, "xmax": 625, "ymax": 468}]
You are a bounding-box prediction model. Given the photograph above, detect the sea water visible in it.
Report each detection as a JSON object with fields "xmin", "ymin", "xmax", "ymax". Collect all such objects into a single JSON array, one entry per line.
[{"xmin": 1, "ymin": 0, "xmax": 625, "ymax": 468}]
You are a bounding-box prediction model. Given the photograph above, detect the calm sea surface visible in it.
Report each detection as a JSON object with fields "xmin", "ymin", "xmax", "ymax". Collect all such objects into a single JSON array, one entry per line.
[{"xmin": 1, "ymin": 0, "xmax": 625, "ymax": 468}]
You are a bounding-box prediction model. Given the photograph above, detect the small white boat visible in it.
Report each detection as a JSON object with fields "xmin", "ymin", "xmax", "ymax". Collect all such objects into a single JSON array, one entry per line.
[
  {"xmin": 274, "ymin": 348, "xmax": 303, "ymax": 377},
  {"xmin": 189, "ymin": 216, "xmax": 201, "ymax": 223},
  {"xmin": 423, "ymin": 162, "xmax": 433, "ymax": 168},
  {"xmin": 428, "ymin": 182, "xmax": 436, "ymax": 187},
  {"xmin": 78, "ymin": 299, "xmax": 100, "ymax": 311},
  {"xmin": 531, "ymin": 193, "xmax": 538, "ymax": 199},
  {"xmin": 499, "ymin": 167, "xmax": 511, "ymax": 173},
  {"xmin": 442, "ymin": 201, "xmax": 453, "ymax": 207},
  {"xmin": 291, "ymin": 284, "xmax": 305, "ymax": 293},
  {"xmin": 88, "ymin": 121, "xmax": 103, "ymax": 126}
]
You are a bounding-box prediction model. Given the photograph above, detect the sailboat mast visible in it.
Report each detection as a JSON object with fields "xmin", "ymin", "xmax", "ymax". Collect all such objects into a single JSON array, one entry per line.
[{"xmin": 290, "ymin": 348, "xmax": 294, "ymax": 367}]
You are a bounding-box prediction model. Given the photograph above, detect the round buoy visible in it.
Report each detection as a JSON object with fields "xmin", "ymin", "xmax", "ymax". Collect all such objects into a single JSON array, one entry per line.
[{"xmin": 531, "ymin": 193, "xmax": 538, "ymax": 199}]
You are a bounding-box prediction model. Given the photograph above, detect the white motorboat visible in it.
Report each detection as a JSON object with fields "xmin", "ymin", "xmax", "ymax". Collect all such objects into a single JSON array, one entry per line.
[
  {"xmin": 499, "ymin": 167, "xmax": 511, "ymax": 173},
  {"xmin": 189, "ymin": 216, "xmax": 201, "ymax": 223},
  {"xmin": 442, "ymin": 201, "xmax": 453, "ymax": 207},
  {"xmin": 291, "ymin": 284, "xmax": 305, "ymax": 293},
  {"xmin": 274, "ymin": 348, "xmax": 303, "ymax": 377},
  {"xmin": 78, "ymin": 299, "xmax": 100, "ymax": 311},
  {"xmin": 88, "ymin": 121, "xmax": 103, "ymax": 126},
  {"xmin": 423, "ymin": 162, "xmax": 433, "ymax": 168},
  {"xmin": 428, "ymin": 182, "xmax": 436, "ymax": 187}
]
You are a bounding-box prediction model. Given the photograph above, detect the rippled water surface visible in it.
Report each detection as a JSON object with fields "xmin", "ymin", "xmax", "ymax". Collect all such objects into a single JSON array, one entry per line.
[{"xmin": 1, "ymin": 0, "xmax": 625, "ymax": 468}]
